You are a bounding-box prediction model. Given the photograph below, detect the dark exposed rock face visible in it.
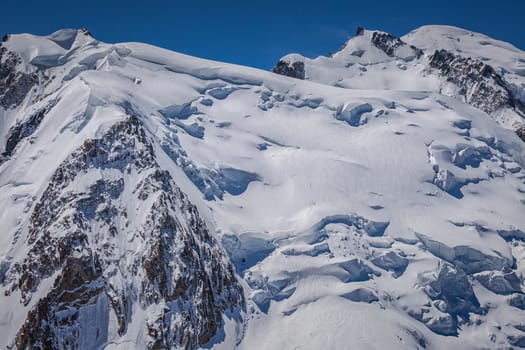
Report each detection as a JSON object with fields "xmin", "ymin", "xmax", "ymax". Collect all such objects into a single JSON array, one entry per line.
[
  {"xmin": 80, "ymin": 28, "xmax": 92, "ymax": 37},
  {"xmin": 3, "ymin": 100, "xmax": 57, "ymax": 157},
  {"xmin": 15, "ymin": 255, "xmax": 105, "ymax": 350},
  {"xmin": 4, "ymin": 109, "xmax": 45, "ymax": 156},
  {"xmin": 371, "ymin": 32, "xmax": 423, "ymax": 59},
  {"xmin": 5, "ymin": 116, "xmax": 244, "ymax": 350},
  {"xmin": 272, "ymin": 60, "xmax": 305, "ymax": 80},
  {"xmin": 429, "ymin": 49, "xmax": 525, "ymax": 116},
  {"xmin": 516, "ymin": 126, "xmax": 525, "ymax": 142},
  {"xmin": 0, "ymin": 46, "xmax": 38, "ymax": 109}
]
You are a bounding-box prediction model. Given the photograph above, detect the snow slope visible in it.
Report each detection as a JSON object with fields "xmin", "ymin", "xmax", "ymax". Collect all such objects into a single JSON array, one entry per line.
[
  {"xmin": 275, "ymin": 26, "xmax": 525, "ymax": 130},
  {"xmin": 1, "ymin": 27, "xmax": 525, "ymax": 349}
]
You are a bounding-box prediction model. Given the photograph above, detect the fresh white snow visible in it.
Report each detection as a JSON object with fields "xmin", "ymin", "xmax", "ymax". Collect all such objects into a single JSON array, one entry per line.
[{"xmin": 1, "ymin": 26, "xmax": 525, "ymax": 349}]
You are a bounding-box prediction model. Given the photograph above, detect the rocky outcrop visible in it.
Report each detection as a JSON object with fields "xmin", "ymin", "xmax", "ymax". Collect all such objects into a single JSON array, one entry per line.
[
  {"xmin": 430, "ymin": 49, "xmax": 525, "ymax": 116},
  {"xmin": 0, "ymin": 45, "xmax": 38, "ymax": 109},
  {"xmin": 3, "ymin": 99, "xmax": 57, "ymax": 157},
  {"xmin": 371, "ymin": 32, "xmax": 423, "ymax": 59},
  {"xmin": 3, "ymin": 109, "xmax": 46, "ymax": 156},
  {"xmin": 15, "ymin": 255, "xmax": 105, "ymax": 350},
  {"xmin": 5, "ymin": 116, "xmax": 244, "ymax": 349},
  {"xmin": 272, "ymin": 60, "xmax": 305, "ymax": 80},
  {"xmin": 517, "ymin": 125, "xmax": 525, "ymax": 142},
  {"xmin": 80, "ymin": 28, "xmax": 92, "ymax": 37}
]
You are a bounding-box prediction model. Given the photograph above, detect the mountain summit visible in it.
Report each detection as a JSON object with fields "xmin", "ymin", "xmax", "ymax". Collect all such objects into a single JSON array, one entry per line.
[
  {"xmin": 273, "ymin": 25, "xmax": 525, "ymax": 130},
  {"xmin": 1, "ymin": 25, "xmax": 525, "ymax": 349}
]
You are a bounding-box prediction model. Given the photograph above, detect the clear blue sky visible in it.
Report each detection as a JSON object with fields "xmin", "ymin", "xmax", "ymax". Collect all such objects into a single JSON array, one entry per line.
[{"xmin": 2, "ymin": 0, "xmax": 524, "ymax": 70}]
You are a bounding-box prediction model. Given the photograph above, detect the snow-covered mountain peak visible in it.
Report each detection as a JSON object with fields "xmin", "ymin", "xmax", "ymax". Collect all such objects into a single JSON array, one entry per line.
[
  {"xmin": 330, "ymin": 27, "xmax": 422, "ymax": 60},
  {"xmin": 275, "ymin": 26, "xmax": 423, "ymax": 79},
  {"xmin": 2, "ymin": 28, "xmax": 97, "ymax": 71},
  {"xmin": 274, "ymin": 27, "xmax": 422, "ymax": 73},
  {"xmin": 1, "ymin": 26, "xmax": 525, "ymax": 349},
  {"xmin": 273, "ymin": 25, "xmax": 525, "ymax": 130},
  {"xmin": 403, "ymin": 25, "xmax": 523, "ymax": 56},
  {"xmin": 47, "ymin": 28, "xmax": 94, "ymax": 49}
]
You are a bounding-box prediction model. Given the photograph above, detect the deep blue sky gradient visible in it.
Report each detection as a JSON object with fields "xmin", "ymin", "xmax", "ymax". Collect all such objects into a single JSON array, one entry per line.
[{"xmin": 2, "ymin": 0, "xmax": 524, "ymax": 70}]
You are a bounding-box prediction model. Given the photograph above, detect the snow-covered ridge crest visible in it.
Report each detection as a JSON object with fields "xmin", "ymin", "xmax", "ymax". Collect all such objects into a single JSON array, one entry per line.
[{"xmin": 2, "ymin": 28, "xmax": 95, "ymax": 69}]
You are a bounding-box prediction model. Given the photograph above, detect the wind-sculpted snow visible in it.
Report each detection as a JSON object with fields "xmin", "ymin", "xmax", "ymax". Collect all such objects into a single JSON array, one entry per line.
[
  {"xmin": 1, "ymin": 26, "xmax": 525, "ymax": 350},
  {"xmin": 160, "ymin": 134, "xmax": 261, "ymax": 200},
  {"xmin": 335, "ymin": 102, "xmax": 373, "ymax": 127},
  {"xmin": 159, "ymin": 101, "xmax": 202, "ymax": 120}
]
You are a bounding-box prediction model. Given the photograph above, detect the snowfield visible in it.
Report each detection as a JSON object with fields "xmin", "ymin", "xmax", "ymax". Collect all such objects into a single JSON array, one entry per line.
[{"xmin": 0, "ymin": 25, "xmax": 525, "ymax": 349}]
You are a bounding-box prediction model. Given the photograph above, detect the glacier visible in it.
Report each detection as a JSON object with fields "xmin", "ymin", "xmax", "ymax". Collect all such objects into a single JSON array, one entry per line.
[{"xmin": 0, "ymin": 25, "xmax": 525, "ymax": 349}]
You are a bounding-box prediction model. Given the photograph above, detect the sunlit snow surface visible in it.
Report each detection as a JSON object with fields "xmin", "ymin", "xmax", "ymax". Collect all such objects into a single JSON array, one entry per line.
[
  {"xmin": 1, "ymin": 27, "xmax": 525, "ymax": 349},
  {"xmin": 280, "ymin": 27, "xmax": 525, "ymax": 130}
]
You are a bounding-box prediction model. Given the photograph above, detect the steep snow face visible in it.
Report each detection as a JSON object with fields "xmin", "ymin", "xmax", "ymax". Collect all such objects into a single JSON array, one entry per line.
[
  {"xmin": 274, "ymin": 26, "xmax": 525, "ymax": 130},
  {"xmin": 1, "ymin": 28, "xmax": 525, "ymax": 350},
  {"xmin": 3, "ymin": 28, "xmax": 96, "ymax": 70}
]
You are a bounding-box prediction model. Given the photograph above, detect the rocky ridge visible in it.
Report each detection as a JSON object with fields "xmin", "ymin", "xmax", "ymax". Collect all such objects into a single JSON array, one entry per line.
[{"xmin": 3, "ymin": 115, "xmax": 244, "ymax": 349}]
